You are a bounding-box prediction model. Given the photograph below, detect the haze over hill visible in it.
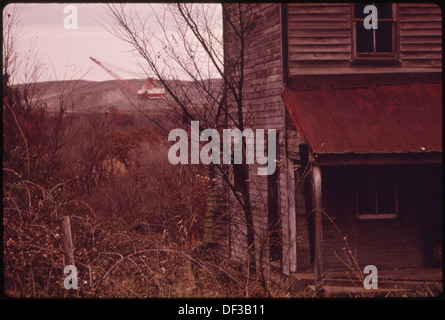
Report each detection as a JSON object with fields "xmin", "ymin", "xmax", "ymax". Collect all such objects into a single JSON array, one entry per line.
[
  {"xmin": 15, "ymin": 78, "xmax": 223, "ymax": 114},
  {"xmin": 15, "ymin": 79, "xmax": 167, "ymax": 113}
]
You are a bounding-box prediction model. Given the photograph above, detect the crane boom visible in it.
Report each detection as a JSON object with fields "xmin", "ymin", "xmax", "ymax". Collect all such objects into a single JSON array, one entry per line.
[
  {"xmin": 89, "ymin": 57, "xmax": 137, "ymax": 94},
  {"xmin": 89, "ymin": 56, "xmax": 165, "ymax": 99}
]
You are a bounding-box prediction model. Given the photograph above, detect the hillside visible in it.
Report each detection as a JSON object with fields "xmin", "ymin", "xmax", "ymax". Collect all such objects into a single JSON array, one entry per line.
[
  {"xmin": 13, "ymin": 79, "xmax": 166, "ymax": 113},
  {"xmin": 13, "ymin": 78, "xmax": 223, "ymax": 113}
]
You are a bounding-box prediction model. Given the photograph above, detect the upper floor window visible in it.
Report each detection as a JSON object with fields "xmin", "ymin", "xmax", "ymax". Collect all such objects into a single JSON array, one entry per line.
[{"xmin": 352, "ymin": 3, "xmax": 398, "ymax": 61}]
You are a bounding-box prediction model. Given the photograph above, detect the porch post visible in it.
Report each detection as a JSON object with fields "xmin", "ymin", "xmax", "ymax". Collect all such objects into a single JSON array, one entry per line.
[{"xmin": 312, "ymin": 165, "xmax": 324, "ymax": 293}]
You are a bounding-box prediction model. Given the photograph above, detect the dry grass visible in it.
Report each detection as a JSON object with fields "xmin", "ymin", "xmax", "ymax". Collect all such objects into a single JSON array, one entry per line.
[
  {"xmin": 4, "ymin": 168, "xmax": 441, "ymax": 299},
  {"xmin": 2, "ymin": 157, "xmax": 291, "ymax": 298}
]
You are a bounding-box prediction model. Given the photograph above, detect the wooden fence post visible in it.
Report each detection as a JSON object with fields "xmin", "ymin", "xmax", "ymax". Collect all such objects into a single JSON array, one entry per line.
[{"xmin": 61, "ymin": 216, "xmax": 75, "ymax": 267}]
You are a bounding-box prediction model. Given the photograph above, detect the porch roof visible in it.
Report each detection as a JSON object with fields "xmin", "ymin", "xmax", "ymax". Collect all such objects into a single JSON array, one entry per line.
[{"xmin": 282, "ymin": 82, "xmax": 442, "ymax": 156}]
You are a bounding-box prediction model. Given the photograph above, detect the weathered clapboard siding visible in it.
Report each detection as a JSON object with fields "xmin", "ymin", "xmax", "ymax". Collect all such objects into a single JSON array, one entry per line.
[
  {"xmin": 294, "ymin": 173, "xmax": 312, "ymax": 272},
  {"xmin": 286, "ymin": 3, "xmax": 442, "ymax": 75},
  {"xmin": 398, "ymin": 3, "xmax": 442, "ymax": 67},
  {"xmin": 286, "ymin": 2, "xmax": 351, "ymax": 72},
  {"xmin": 219, "ymin": 2, "xmax": 442, "ymax": 281},
  {"xmin": 221, "ymin": 3, "xmax": 302, "ymax": 273}
]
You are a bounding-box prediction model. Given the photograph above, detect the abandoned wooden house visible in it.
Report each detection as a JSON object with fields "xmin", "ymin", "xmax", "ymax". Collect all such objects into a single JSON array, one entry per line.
[{"xmin": 206, "ymin": 3, "xmax": 442, "ymax": 289}]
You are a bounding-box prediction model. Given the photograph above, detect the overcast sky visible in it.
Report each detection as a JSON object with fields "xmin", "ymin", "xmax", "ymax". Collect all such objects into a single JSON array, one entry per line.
[{"xmin": 4, "ymin": 3, "xmax": 220, "ymax": 84}]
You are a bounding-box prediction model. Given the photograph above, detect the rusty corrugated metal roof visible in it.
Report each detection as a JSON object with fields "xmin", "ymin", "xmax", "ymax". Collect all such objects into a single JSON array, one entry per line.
[{"xmin": 282, "ymin": 83, "xmax": 442, "ymax": 155}]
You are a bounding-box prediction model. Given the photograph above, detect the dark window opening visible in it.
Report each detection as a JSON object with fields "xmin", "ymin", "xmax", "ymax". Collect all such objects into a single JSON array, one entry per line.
[
  {"xmin": 355, "ymin": 167, "xmax": 398, "ymax": 220},
  {"xmin": 352, "ymin": 3, "xmax": 398, "ymax": 59}
]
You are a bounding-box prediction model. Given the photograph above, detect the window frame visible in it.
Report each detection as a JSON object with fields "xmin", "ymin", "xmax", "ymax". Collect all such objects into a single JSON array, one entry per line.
[
  {"xmin": 351, "ymin": 3, "xmax": 400, "ymax": 62},
  {"xmin": 355, "ymin": 169, "xmax": 399, "ymax": 221}
]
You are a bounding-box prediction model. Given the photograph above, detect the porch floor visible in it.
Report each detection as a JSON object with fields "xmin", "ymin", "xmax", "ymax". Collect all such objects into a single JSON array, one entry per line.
[
  {"xmin": 326, "ymin": 267, "xmax": 442, "ymax": 282},
  {"xmin": 291, "ymin": 268, "xmax": 442, "ymax": 296}
]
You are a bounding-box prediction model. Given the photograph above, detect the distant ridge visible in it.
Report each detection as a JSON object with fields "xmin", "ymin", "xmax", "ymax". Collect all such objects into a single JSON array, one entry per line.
[
  {"xmin": 12, "ymin": 78, "xmax": 223, "ymax": 113},
  {"xmin": 13, "ymin": 79, "xmax": 166, "ymax": 112}
]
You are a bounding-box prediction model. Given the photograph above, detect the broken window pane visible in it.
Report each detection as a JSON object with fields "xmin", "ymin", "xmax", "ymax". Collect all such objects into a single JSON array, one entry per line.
[
  {"xmin": 357, "ymin": 177, "xmax": 376, "ymax": 214},
  {"xmin": 375, "ymin": 3, "xmax": 393, "ymax": 19},
  {"xmin": 356, "ymin": 24, "xmax": 374, "ymax": 53},
  {"xmin": 377, "ymin": 176, "xmax": 396, "ymax": 213},
  {"xmin": 354, "ymin": 3, "xmax": 371, "ymax": 19},
  {"xmin": 376, "ymin": 21, "xmax": 393, "ymax": 52}
]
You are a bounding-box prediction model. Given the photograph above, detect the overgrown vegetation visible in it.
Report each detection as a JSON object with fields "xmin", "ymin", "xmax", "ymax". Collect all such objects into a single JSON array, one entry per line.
[
  {"xmin": 4, "ymin": 84, "xmax": 440, "ymax": 299},
  {"xmin": 1, "ymin": 3, "xmax": 288, "ymax": 297},
  {"xmin": 2, "ymin": 76, "xmax": 294, "ymax": 297},
  {"xmin": 3, "ymin": 3, "xmax": 440, "ymax": 299}
]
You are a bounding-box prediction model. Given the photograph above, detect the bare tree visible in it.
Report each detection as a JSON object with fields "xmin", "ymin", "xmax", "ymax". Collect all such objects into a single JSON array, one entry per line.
[
  {"xmin": 3, "ymin": 4, "xmax": 21, "ymax": 86},
  {"xmin": 104, "ymin": 3, "xmax": 259, "ymax": 273},
  {"xmin": 2, "ymin": 4, "xmax": 87, "ymax": 185}
]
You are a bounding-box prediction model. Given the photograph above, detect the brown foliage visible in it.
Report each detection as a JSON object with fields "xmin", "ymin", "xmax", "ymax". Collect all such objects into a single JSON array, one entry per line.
[
  {"xmin": 4, "ymin": 82, "xmax": 440, "ymax": 298},
  {"xmin": 3, "ymin": 81, "xmax": 216, "ymax": 297}
]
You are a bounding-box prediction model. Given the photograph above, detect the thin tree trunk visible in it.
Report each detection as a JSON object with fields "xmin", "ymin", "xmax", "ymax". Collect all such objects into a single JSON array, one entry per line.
[{"xmin": 239, "ymin": 164, "xmax": 256, "ymax": 274}]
